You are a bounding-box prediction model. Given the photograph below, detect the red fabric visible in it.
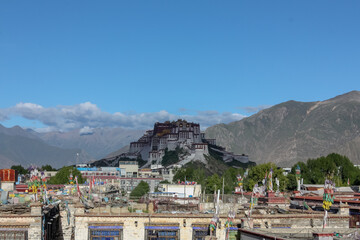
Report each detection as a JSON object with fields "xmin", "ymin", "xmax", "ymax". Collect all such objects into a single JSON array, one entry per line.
[{"xmin": 75, "ymin": 176, "xmax": 81, "ymax": 197}]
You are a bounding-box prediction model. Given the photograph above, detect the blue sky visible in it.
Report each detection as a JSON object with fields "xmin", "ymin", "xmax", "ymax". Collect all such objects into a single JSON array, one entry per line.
[{"xmin": 0, "ymin": 1, "xmax": 359, "ymax": 131}]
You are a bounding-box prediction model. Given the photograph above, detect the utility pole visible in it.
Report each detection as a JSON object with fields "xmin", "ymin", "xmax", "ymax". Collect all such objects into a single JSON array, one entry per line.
[
  {"xmin": 119, "ymin": 178, "xmax": 121, "ymax": 197},
  {"xmin": 184, "ymin": 176, "xmax": 186, "ymax": 205},
  {"xmin": 222, "ymin": 177, "xmax": 225, "ymax": 202},
  {"xmin": 214, "ymin": 185, "xmax": 216, "ymax": 207},
  {"xmin": 99, "ymin": 178, "xmax": 101, "ymax": 202},
  {"xmin": 76, "ymin": 153, "xmax": 79, "ymax": 167}
]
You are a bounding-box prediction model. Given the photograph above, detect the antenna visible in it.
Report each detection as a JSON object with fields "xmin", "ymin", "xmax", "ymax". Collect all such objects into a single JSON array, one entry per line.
[{"xmin": 76, "ymin": 153, "xmax": 80, "ymax": 167}]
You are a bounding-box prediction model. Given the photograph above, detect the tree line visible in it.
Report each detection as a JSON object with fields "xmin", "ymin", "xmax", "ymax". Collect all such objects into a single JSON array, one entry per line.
[
  {"xmin": 11, "ymin": 164, "xmax": 57, "ymax": 175},
  {"xmin": 10, "ymin": 164, "xmax": 85, "ymax": 185},
  {"xmin": 172, "ymin": 153, "xmax": 360, "ymax": 193}
]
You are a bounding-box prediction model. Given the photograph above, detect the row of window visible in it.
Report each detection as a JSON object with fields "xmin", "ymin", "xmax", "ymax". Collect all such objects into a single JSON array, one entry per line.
[
  {"xmin": 0, "ymin": 231, "xmax": 27, "ymax": 240},
  {"xmin": 82, "ymin": 172, "xmax": 143, "ymax": 178},
  {"xmin": 0, "ymin": 227, "xmax": 238, "ymax": 240},
  {"xmin": 83, "ymin": 172, "xmax": 121, "ymax": 176},
  {"xmin": 120, "ymin": 180, "xmax": 160, "ymax": 185},
  {"xmin": 89, "ymin": 227, "xmax": 239, "ymax": 240}
]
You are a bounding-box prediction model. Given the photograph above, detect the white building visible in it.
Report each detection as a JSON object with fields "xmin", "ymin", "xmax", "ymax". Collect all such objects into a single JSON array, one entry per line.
[
  {"xmin": 282, "ymin": 168, "xmax": 292, "ymax": 176},
  {"xmin": 158, "ymin": 183, "xmax": 201, "ymax": 198},
  {"xmin": 119, "ymin": 160, "xmax": 139, "ymax": 178}
]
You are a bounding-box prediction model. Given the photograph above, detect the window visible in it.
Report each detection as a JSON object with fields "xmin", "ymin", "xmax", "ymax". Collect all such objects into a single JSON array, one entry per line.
[
  {"xmin": 89, "ymin": 225, "xmax": 123, "ymax": 240},
  {"xmin": 146, "ymin": 230, "xmax": 179, "ymax": 240},
  {"xmin": 192, "ymin": 226, "xmax": 210, "ymax": 240},
  {"xmin": 145, "ymin": 225, "xmax": 179, "ymax": 240},
  {"xmin": 0, "ymin": 231, "xmax": 28, "ymax": 240}
]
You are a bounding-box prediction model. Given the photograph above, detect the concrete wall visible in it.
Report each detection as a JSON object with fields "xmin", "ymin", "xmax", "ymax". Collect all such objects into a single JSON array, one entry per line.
[
  {"xmin": 73, "ymin": 213, "xmax": 235, "ymax": 240},
  {"xmin": 1, "ymin": 182, "xmax": 15, "ymax": 191},
  {"xmin": 0, "ymin": 203, "xmax": 43, "ymax": 240},
  {"xmin": 119, "ymin": 164, "xmax": 139, "ymax": 177},
  {"xmin": 200, "ymin": 203, "xmax": 244, "ymax": 215},
  {"xmin": 58, "ymin": 200, "xmax": 79, "ymax": 240},
  {"xmin": 248, "ymin": 214, "xmax": 349, "ymax": 230},
  {"xmin": 65, "ymin": 201, "xmax": 352, "ymax": 240}
]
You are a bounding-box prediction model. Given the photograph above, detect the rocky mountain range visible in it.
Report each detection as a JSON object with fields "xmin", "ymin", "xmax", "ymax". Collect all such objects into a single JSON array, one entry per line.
[
  {"xmin": 1, "ymin": 91, "xmax": 360, "ymax": 169},
  {"xmin": 0, "ymin": 126, "xmax": 88, "ymax": 168},
  {"xmin": 0, "ymin": 125, "xmax": 143, "ymax": 168},
  {"xmin": 205, "ymin": 91, "xmax": 360, "ymax": 167},
  {"xmin": 34, "ymin": 128, "xmax": 143, "ymax": 160}
]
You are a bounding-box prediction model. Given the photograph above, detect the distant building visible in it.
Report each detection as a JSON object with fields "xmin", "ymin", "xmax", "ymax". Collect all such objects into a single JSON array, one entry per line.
[
  {"xmin": 0, "ymin": 169, "xmax": 17, "ymax": 191},
  {"xmin": 150, "ymin": 164, "xmax": 179, "ymax": 183},
  {"xmin": 157, "ymin": 183, "xmax": 201, "ymax": 198},
  {"xmin": 119, "ymin": 160, "xmax": 139, "ymax": 178},
  {"xmin": 77, "ymin": 167, "xmax": 123, "ymax": 178},
  {"xmin": 119, "ymin": 177, "xmax": 162, "ymax": 192},
  {"xmin": 32, "ymin": 170, "xmax": 58, "ymax": 180},
  {"xmin": 78, "ymin": 164, "xmax": 162, "ymax": 192},
  {"xmin": 138, "ymin": 168, "xmax": 153, "ymax": 178},
  {"xmin": 282, "ymin": 167, "xmax": 291, "ymax": 176}
]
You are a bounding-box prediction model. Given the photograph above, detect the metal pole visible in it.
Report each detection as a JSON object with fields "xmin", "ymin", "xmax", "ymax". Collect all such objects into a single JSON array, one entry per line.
[
  {"xmin": 119, "ymin": 178, "xmax": 121, "ymax": 196},
  {"xmin": 184, "ymin": 176, "xmax": 186, "ymax": 205},
  {"xmin": 222, "ymin": 177, "xmax": 224, "ymax": 202}
]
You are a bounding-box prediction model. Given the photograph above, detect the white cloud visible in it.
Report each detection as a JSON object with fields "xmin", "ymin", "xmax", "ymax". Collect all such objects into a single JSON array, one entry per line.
[
  {"xmin": 0, "ymin": 112, "xmax": 8, "ymax": 121},
  {"xmin": 79, "ymin": 126, "xmax": 94, "ymax": 135},
  {"xmin": 0, "ymin": 102, "xmax": 246, "ymax": 132},
  {"xmin": 239, "ymin": 105, "xmax": 272, "ymax": 114}
]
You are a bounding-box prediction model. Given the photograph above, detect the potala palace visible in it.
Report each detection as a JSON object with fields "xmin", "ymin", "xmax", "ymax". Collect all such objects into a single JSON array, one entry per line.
[{"xmin": 127, "ymin": 119, "xmax": 249, "ymax": 167}]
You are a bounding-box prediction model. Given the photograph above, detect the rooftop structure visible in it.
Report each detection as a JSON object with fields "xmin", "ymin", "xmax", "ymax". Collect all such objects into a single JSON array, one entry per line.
[{"xmin": 1, "ymin": 169, "xmax": 359, "ymax": 240}]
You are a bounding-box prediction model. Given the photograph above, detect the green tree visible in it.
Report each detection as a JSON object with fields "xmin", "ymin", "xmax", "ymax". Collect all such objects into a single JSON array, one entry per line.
[
  {"xmin": 161, "ymin": 147, "xmax": 184, "ymax": 167},
  {"xmin": 328, "ymin": 153, "xmax": 360, "ymax": 186},
  {"xmin": 11, "ymin": 165, "xmax": 28, "ymax": 175},
  {"xmin": 243, "ymin": 163, "xmax": 287, "ymax": 191},
  {"xmin": 172, "ymin": 167, "xmax": 206, "ymax": 187},
  {"xmin": 130, "ymin": 181, "xmax": 150, "ymax": 198},
  {"xmin": 173, "ymin": 167, "xmax": 194, "ymax": 182},
  {"xmin": 222, "ymin": 167, "xmax": 245, "ymax": 194},
  {"xmin": 286, "ymin": 174, "xmax": 297, "ymax": 190},
  {"xmin": 205, "ymin": 174, "xmax": 222, "ymax": 194},
  {"xmin": 306, "ymin": 156, "xmax": 337, "ymax": 184},
  {"xmin": 41, "ymin": 164, "xmax": 57, "ymax": 171},
  {"xmin": 290, "ymin": 162, "xmax": 309, "ymax": 182},
  {"xmin": 290, "ymin": 153, "xmax": 360, "ymax": 186},
  {"xmin": 48, "ymin": 166, "xmax": 85, "ymax": 184}
]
